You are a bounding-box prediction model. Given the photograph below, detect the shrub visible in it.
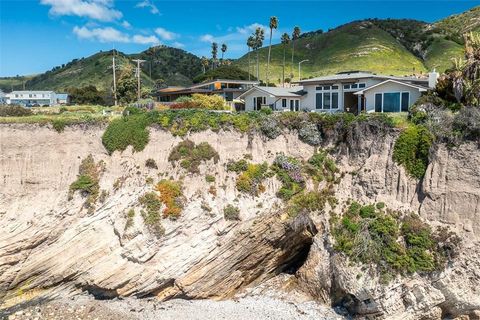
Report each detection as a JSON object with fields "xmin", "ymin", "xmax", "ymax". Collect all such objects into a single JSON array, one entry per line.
[
  {"xmin": 102, "ymin": 115, "xmax": 150, "ymax": 154},
  {"xmin": 393, "ymin": 125, "xmax": 433, "ymax": 178},
  {"xmin": 235, "ymin": 162, "xmax": 269, "ymax": 196},
  {"xmin": 453, "ymin": 106, "xmax": 480, "ymax": 141},
  {"xmin": 139, "ymin": 192, "xmax": 165, "ymax": 237},
  {"xmin": 298, "ymin": 121, "xmax": 321, "ymax": 146},
  {"xmin": 156, "ymin": 180, "xmax": 184, "ymax": 218},
  {"xmin": 260, "ymin": 117, "xmax": 282, "ymax": 139},
  {"xmin": 331, "ymin": 202, "xmax": 453, "ymax": 279},
  {"xmin": 286, "ymin": 190, "xmax": 330, "ymax": 218},
  {"xmin": 205, "ymin": 174, "xmax": 216, "ymax": 183},
  {"xmin": 168, "ymin": 140, "xmax": 219, "ymax": 174},
  {"xmin": 145, "ymin": 158, "xmax": 158, "ymax": 169},
  {"xmin": 226, "ymin": 159, "xmax": 248, "ymax": 173},
  {"xmin": 223, "ymin": 204, "xmax": 240, "ymax": 221},
  {"xmin": 125, "ymin": 209, "xmax": 135, "ymax": 230},
  {"xmin": 272, "ymin": 153, "xmax": 305, "ymax": 200},
  {"xmin": 52, "ymin": 119, "xmax": 66, "ymax": 133},
  {"xmin": 0, "ymin": 105, "xmax": 33, "ymax": 117},
  {"xmin": 69, "ymin": 155, "xmax": 103, "ymax": 211}
]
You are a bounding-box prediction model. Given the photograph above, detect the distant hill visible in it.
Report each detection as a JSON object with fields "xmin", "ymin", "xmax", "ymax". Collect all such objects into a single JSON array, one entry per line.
[
  {"xmin": 0, "ymin": 46, "xmax": 203, "ymax": 92},
  {"xmin": 234, "ymin": 6, "xmax": 480, "ymax": 82}
]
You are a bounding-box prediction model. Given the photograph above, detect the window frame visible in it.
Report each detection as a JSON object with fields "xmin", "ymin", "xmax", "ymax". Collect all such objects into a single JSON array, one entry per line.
[{"xmin": 375, "ymin": 91, "xmax": 411, "ymax": 113}]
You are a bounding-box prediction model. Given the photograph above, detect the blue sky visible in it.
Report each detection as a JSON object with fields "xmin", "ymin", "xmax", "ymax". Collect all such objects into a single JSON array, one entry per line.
[{"xmin": 0, "ymin": 1, "xmax": 479, "ymax": 77}]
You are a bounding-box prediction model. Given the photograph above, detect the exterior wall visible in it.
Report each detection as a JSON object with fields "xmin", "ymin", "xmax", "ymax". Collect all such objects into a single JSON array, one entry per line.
[
  {"xmin": 6, "ymin": 92, "xmax": 57, "ymax": 106},
  {"xmin": 301, "ymin": 78, "xmax": 383, "ymax": 112},
  {"xmin": 363, "ymin": 82, "xmax": 423, "ymax": 112},
  {"xmin": 242, "ymin": 88, "xmax": 301, "ymax": 111}
]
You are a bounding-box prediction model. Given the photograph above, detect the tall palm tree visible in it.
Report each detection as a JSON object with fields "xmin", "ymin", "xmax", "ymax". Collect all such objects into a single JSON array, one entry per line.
[
  {"xmin": 201, "ymin": 56, "xmax": 209, "ymax": 74},
  {"xmin": 266, "ymin": 16, "xmax": 278, "ymax": 86},
  {"xmin": 291, "ymin": 26, "xmax": 301, "ymax": 80},
  {"xmin": 221, "ymin": 43, "xmax": 227, "ymax": 64},
  {"xmin": 211, "ymin": 42, "xmax": 218, "ymax": 69},
  {"xmin": 281, "ymin": 33, "xmax": 290, "ymax": 87},
  {"xmin": 247, "ymin": 36, "xmax": 256, "ymax": 81},
  {"xmin": 254, "ymin": 27, "xmax": 265, "ymax": 82}
]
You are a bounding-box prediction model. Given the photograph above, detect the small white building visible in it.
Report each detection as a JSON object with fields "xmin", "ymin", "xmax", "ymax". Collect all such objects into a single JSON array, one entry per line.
[
  {"xmin": 0, "ymin": 90, "xmax": 6, "ymax": 104},
  {"xmin": 6, "ymin": 91, "xmax": 58, "ymax": 107},
  {"xmin": 239, "ymin": 71, "xmax": 438, "ymax": 114}
]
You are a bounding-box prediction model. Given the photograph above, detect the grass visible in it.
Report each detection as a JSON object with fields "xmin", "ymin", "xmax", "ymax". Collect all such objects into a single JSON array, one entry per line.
[
  {"xmin": 69, "ymin": 154, "xmax": 104, "ymax": 212},
  {"xmin": 393, "ymin": 125, "xmax": 433, "ymax": 178},
  {"xmin": 102, "ymin": 115, "xmax": 150, "ymax": 154},
  {"xmin": 223, "ymin": 204, "xmax": 240, "ymax": 221}
]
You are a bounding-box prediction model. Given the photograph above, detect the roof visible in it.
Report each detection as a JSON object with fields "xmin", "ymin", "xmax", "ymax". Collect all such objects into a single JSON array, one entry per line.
[
  {"xmin": 353, "ymin": 79, "xmax": 429, "ymax": 95},
  {"xmin": 157, "ymin": 86, "xmax": 186, "ymax": 93},
  {"xmin": 238, "ymin": 86, "xmax": 304, "ymax": 99},
  {"xmin": 56, "ymin": 93, "xmax": 69, "ymax": 99},
  {"xmin": 9, "ymin": 90, "xmax": 55, "ymax": 94},
  {"xmin": 189, "ymin": 79, "xmax": 259, "ymax": 89},
  {"xmin": 295, "ymin": 72, "xmax": 428, "ymax": 85}
]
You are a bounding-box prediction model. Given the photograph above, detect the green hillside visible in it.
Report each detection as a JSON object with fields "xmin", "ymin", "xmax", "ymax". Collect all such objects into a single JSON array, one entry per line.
[
  {"xmin": 234, "ymin": 6, "xmax": 480, "ymax": 82},
  {"xmin": 235, "ymin": 21, "xmax": 428, "ymax": 82}
]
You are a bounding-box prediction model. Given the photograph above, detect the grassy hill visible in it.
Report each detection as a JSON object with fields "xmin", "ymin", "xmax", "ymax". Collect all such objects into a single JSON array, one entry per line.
[
  {"xmin": 0, "ymin": 46, "xmax": 202, "ymax": 93},
  {"xmin": 234, "ymin": 6, "xmax": 480, "ymax": 82}
]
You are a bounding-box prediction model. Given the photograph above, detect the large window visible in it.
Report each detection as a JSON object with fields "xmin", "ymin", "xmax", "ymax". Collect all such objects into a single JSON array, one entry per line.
[
  {"xmin": 316, "ymin": 93, "xmax": 323, "ymax": 109},
  {"xmin": 375, "ymin": 92, "xmax": 411, "ymax": 112},
  {"xmin": 282, "ymin": 99, "xmax": 287, "ymax": 108},
  {"xmin": 375, "ymin": 93, "xmax": 382, "ymax": 112},
  {"xmin": 323, "ymin": 92, "xmax": 331, "ymax": 109},
  {"xmin": 332, "ymin": 92, "xmax": 339, "ymax": 109},
  {"xmin": 401, "ymin": 92, "xmax": 410, "ymax": 111}
]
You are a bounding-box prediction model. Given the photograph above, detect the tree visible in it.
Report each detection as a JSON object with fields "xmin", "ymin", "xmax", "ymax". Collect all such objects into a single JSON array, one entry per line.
[
  {"xmin": 281, "ymin": 33, "xmax": 290, "ymax": 87},
  {"xmin": 221, "ymin": 43, "xmax": 227, "ymax": 64},
  {"xmin": 247, "ymin": 36, "xmax": 256, "ymax": 81},
  {"xmin": 253, "ymin": 27, "xmax": 265, "ymax": 82},
  {"xmin": 266, "ymin": 16, "xmax": 278, "ymax": 86},
  {"xmin": 211, "ymin": 42, "xmax": 218, "ymax": 69},
  {"xmin": 291, "ymin": 26, "xmax": 301, "ymax": 80},
  {"xmin": 117, "ymin": 65, "xmax": 137, "ymax": 104},
  {"xmin": 201, "ymin": 56, "xmax": 209, "ymax": 74},
  {"xmin": 155, "ymin": 79, "xmax": 167, "ymax": 90},
  {"xmin": 66, "ymin": 85, "xmax": 105, "ymax": 105}
]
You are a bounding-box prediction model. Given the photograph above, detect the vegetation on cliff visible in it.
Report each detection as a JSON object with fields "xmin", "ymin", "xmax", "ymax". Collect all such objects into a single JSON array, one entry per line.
[{"xmin": 168, "ymin": 140, "xmax": 220, "ymax": 174}]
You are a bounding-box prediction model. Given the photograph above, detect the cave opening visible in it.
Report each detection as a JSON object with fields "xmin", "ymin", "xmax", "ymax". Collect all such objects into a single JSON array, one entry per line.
[
  {"xmin": 280, "ymin": 238, "xmax": 314, "ymax": 275},
  {"xmin": 81, "ymin": 284, "xmax": 119, "ymax": 300}
]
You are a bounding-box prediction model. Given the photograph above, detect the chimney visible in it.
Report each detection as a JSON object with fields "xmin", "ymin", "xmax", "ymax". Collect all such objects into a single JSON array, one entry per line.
[{"xmin": 428, "ymin": 69, "xmax": 439, "ymax": 89}]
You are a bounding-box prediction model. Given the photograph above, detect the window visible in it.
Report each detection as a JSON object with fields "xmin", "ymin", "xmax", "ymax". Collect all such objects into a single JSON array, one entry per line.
[
  {"xmin": 323, "ymin": 86, "xmax": 331, "ymax": 90},
  {"xmin": 332, "ymin": 92, "xmax": 339, "ymax": 109},
  {"xmin": 375, "ymin": 93, "xmax": 382, "ymax": 112},
  {"xmin": 358, "ymin": 83, "xmax": 366, "ymax": 88},
  {"xmin": 401, "ymin": 92, "xmax": 410, "ymax": 111},
  {"xmin": 383, "ymin": 92, "xmax": 401, "ymax": 112},
  {"xmin": 295, "ymin": 100, "xmax": 299, "ymax": 108},
  {"xmin": 290, "ymin": 100, "xmax": 294, "ymax": 110},
  {"xmin": 316, "ymin": 86, "xmax": 322, "ymax": 91},
  {"xmin": 351, "ymin": 84, "xmax": 358, "ymax": 89},
  {"xmin": 344, "ymin": 84, "xmax": 350, "ymax": 89},
  {"xmin": 332, "ymin": 85, "xmax": 339, "ymax": 90},
  {"xmin": 282, "ymin": 99, "xmax": 287, "ymax": 108},
  {"xmin": 316, "ymin": 93, "xmax": 323, "ymax": 109},
  {"xmin": 323, "ymin": 92, "xmax": 331, "ymax": 109}
]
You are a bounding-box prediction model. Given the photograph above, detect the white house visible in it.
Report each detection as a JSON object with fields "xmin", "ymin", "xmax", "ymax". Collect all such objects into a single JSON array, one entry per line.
[
  {"xmin": 6, "ymin": 91, "xmax": 58, "ymax": 107},
  {"xmin": 238, "ymin": 86, "xmax": 304, "ymax": 111},
  {"xmin": 0, "ymin": 90, "xmax": 6, "ymax": 104},
  {"xmin": 240, "ymin": 71, "xmax": 438, "ymax": 113}
]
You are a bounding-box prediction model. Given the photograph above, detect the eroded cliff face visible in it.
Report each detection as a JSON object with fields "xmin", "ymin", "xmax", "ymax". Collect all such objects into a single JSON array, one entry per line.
[{"xmin": 0, "ymin": 123, "xmax": 479, "ymax": 319}]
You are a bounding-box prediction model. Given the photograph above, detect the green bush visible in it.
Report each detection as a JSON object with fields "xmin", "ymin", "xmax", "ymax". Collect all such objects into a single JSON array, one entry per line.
[
  {"xmin": 145, "ymin": 158, "xmax": 158, "ymax": 169},
  {"xmin": 102, "ymin": 115, "xmax": 150, "ymax": 154},
  {"xmin": 0, "ymin": 105, "xmax": 33, "ymax": 117},
  {"xmin": 393, "ymin": 125, "xmax": 433, "ymax": 178},
  {"xmin": 52, "ymin": 119, "xmax": 66, "ymax": 133},
  {"xmin": 69, "ymin": 155, "xmax": 103, "ymax": 211},
  {"xmin": 139, "ymin": 192, "xmax": 164, "ymax": 236},
  {"xmin": 226, "ymin": 159, "xmax": 249, "ymax": 173},
  {"xmin": 205, "ymin": 174, "xmax": 216, "ymax": 183},
  {"xmin": 224, "ymin": 204, "xmax": 240, "ymax": 221},
  {"xmin": 168, "ymin": 140, "xmax": 219, "ymax": 174},
  {"xmin": 235, "ymin": 162, "xmax": 269, "ymax": 196},
  {"xmin": 331, "ymin": 202, "xmax": 453, "ymax": 279}
]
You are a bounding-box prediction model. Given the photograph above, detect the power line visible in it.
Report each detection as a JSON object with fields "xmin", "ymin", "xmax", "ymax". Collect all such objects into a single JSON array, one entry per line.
[{"xmin": 132, "ymin": 59, "xmax": 146, "ymax": 101}]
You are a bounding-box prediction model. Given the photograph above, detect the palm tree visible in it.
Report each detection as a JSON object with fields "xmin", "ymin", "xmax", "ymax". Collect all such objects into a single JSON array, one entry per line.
[
  {"xmin": 291, "ymin": 26, "xmax": 301, "ymax": 80},
  {"xmin": 281, "ymin": 33, "xmax": 290, "ymax": 87},
  {"xmin": 254, "ymin": 27, "xmax": 265, "ymax": 82},
  {"xmin": 221, "ymin": 43, "xmax": 227, "ymax": 64},
  {"xmin": 247, "ymin": 36, "xmax": 256, "ymax": 81},
  {"xmin": 201, "ymin": 56, "xmax": 209, "ymax": 74},
  {"xmin": 211, "ymin": 42, "xmax": 218, "ymax": 69},
  {"xmin": 266, "ymin": 16, "xmax": 278, "ymax": 86}
]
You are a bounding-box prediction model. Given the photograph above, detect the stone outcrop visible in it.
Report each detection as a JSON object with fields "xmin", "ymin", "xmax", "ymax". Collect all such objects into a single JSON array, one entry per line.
[{"xmin": 0, "ymin": 123, "xmax": 479, "ymax": 319}]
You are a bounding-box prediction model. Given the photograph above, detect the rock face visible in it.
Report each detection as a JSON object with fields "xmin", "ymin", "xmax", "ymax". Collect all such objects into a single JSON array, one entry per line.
[{"xmin": 0, "ymin": 123, "xmax": 479, "ymax": 319}]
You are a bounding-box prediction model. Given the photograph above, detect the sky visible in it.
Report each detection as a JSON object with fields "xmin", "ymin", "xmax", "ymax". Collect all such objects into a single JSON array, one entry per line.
[{"xmin": 0, "ymin": 0, "xmax": 479, "ymax": 77}]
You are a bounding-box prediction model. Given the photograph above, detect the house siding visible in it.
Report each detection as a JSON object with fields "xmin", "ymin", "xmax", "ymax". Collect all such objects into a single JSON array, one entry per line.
[
  {"xmin": 243, "ymin": 88, "xmax": 301, "ymax": 111},
  {"xmin": 362, "ymin": 82, "xmax": 423, "ymax": 112}
]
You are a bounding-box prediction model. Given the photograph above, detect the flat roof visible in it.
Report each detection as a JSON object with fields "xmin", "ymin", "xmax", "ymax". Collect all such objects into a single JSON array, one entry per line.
[
  {"xmin": 10, "ymin": 90, "xmax": 55, "ymax": 94},
  {"xmin": 238, "ymin": 86, "xmax": 305, "ymax": 99},
  {"xmin": 295, "ymin": 72, "xmax": 428, "ymax": 85},
  {"xmin": 189, "ymin": 79, "xmax": 259, "ymax": 89}
]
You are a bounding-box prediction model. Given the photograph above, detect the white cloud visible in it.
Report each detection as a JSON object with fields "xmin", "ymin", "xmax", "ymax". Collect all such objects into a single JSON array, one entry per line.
[
  {"xmin": 132, "ymin": 34, "xmax": 160, "ymax": 45},
  {"xmin": 135, "ymin": 0, "xmax": 160, "ymax": 15},
  {"xmin": 236, "ymin": 23, "xmax": 267, "ymax": 35},
  {"xmin": 40, "ymin": 0, "xmax": 122, "ymax": 22},
  {"xmin": 154, "ymin": 27, "xmax": 178, "ymax": 41},
  {"xmin": 172, "ymin": 42, "xmax": 185, "ymax": 48},
  {"xmin": 73, "ymin": 25, "xmax": 129, "ymax": 42},
  {"xmin": 200, "ymin": 34, "xmax": 215, "ymax": 43},
  {"xmin": 121, "ymin": 20, "xmax": 131, "ymax": 29}
]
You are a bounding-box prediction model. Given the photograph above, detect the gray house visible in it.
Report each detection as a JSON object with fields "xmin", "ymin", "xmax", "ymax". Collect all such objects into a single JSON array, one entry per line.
[{"xmin": 240, "ymin": 71, "xmax": 438, "ymax": 114}]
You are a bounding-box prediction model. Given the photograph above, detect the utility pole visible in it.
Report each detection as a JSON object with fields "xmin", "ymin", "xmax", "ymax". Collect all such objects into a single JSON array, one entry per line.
[
  {"xmin": 298, "ymin": 59, "xmax": 309, "ymax": 82},
  {"xmin": 132, "ymin": 59, "xmax": 146, "ymax": 101},
  {"xmin": 112, "ymin": 48, "xmax": 118, "ymax": 106}
]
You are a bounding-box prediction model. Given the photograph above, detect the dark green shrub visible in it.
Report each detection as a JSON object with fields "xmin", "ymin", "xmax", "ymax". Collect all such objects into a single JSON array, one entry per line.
[
  {"xmin": 0, "ymin": 105, "xmax": 33, "ymax": 117},
  {"xmin": 102, "ymin": 115, "xmax": 150, "ymax": 154},
  {"xmin": 145, "ymin": 158, "xmax": 158, "ymax": 169},
  {"xmin": 52, "ymin": 119, "xmax": 66, "ymax": 133},
  {"xmin": 393, "ymin": 125, "xmax": 433, "ymax": 178},
  {"xmin": 69, "ymin": 155, "xmax": 103, "ymax": 211},
  {"xmin": 226, "ymin": 159, "xmax": 249, "ymax": 173},
  {"xmin": 139, "ymin": 192, "xmax": 165, "ymax": 236},
  {"xmin": 168, "ymin": 140, "xmax": 219, "ymax": 174},
  {"xmin": 205, "ymin": 174, "xmax": 216, "ymax": 183},
  {"xmin": 224, "ymin": 204, "xmax": 240, "ymax": 221}
]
